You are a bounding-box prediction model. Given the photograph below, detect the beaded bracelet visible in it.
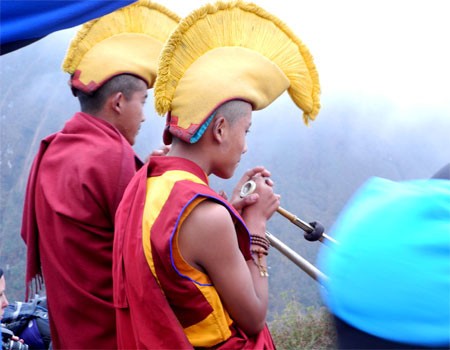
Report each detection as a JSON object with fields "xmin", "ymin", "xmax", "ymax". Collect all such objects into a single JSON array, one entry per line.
[
  {"xmin": 251, "ymin": 235, "xmax": 270, "ymax": 245},
  {"xmin": 250, "ymin": 234, "xmax": 270, "ymax": 250}
]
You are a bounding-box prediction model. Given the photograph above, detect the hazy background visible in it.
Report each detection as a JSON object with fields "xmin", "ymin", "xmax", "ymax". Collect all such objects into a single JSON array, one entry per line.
[{"xmin": 1, "ymin": 0, "xmax": 449, "ymax": 318}]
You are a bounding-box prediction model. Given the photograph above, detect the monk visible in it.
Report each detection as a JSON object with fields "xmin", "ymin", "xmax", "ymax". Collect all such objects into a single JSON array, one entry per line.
[
  {"xmin": 113, "ymin": 1, "xmax": 321, "ymax": 349},
  {"xmin": 20, "ymin": 2, "xmax": 180, "ymax": 349}
]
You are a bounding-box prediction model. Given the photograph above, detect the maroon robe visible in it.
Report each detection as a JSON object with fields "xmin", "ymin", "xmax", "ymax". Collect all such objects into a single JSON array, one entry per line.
[
  {"xmin": 21, "ymin": 112, "xmax": 142, "ymax": 349},
  {"xmin": 113, "ymin": 157, "xmax": 275, "ymax": 349}
]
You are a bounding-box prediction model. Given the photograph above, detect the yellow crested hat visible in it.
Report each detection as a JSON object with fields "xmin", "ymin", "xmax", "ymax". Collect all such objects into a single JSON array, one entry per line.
[
  {"xmin": 154, "ymin": 0, "xmax": 321, "ymax": 144},
  {"xmin": 62, "ymin": 0, "xmax": 180, "ymax": 94}
]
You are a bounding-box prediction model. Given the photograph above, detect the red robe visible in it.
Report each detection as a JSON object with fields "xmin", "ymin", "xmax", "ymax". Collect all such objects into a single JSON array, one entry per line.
[
  {"xmin": 113, "ymin": 157, "xmax": 275, "ymax": 349},
  {"xmin": 21, "ymin": 112, "xmax": 142, "ymax": 349}
]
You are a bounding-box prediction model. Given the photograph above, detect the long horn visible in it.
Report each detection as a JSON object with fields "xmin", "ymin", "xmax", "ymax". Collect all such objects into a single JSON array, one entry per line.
[
  {"xmin": 266, "ymin": 230, "xmax": 328, "ymax": 284},
  {"xmin": 240, "ymin": 180, "xmax": 338, "ymax": 245},
  {"xmin": 239, "ymin": 180, "xmax": 329, "ymax": 282},
  {"xmin": 276, "ymin": 207, "xmax": 338, "ymax": 245}
]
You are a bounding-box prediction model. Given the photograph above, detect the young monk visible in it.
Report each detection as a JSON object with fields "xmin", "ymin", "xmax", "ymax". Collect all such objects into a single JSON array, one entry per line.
[
  {"xmin": 20, "ymin": 2, "xmax": 180, "ymax": 349},
  {"xmin": 113, "ymin": 1, "xmax": 321, "ymax": 349}
]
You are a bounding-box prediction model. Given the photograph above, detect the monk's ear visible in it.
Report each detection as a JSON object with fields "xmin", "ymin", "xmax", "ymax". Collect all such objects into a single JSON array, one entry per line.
[
  {"xmin": 212, "ymin": 115, "xmax": 226, "ymax": 143},
  {"xmin": 109, "ymin": 92, "xmax": 124, "ymax": 113}
]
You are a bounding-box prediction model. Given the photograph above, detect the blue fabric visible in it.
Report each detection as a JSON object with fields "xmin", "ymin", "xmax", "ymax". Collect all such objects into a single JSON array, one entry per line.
[
  {"xmin": 189, "ymin": 112, "xmax": 216, "ymax": 144},
  {"xmin": 318, "ymin": 177, "xmax": 450, "ymax": 347},
  {"xmin": 20, "ymin": 319, "xmax": 45, "ymax": 349},
  {"xmin": 1, "ymin": 1, "xmax": 136, "ymax": 54},
  {"xmin": 1, "ymin": 296, "xmax": 50, "ymax": 348}
]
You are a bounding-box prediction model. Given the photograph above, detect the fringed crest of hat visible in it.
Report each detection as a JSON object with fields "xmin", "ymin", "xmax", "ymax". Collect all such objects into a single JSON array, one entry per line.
[
  {"xmin": 62, "ymin": 0, "xmax": 180, "ymax": 94},
  {"xmin": 154, "ymin": 0, "xmax": 320, "ymax": 144}
]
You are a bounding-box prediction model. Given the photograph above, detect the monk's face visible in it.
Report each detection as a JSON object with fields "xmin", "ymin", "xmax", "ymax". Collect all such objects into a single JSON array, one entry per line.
[
  {"xmin": 116, "ymin": 80, "xmax": 148, "ymax": 145},
  {"xmin": 216, "ymin": 103, "xmax": 252, "ymax": 179}
]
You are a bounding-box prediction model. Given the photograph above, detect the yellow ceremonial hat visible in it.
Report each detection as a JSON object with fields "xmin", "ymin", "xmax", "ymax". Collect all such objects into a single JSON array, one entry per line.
[
  {"xmin": 154, "ymin": 0, "xmax": 321, "ymax": 144},
  {"xmin": 62, "ymin": 0, "xmax": 180, "ymax": 94}
]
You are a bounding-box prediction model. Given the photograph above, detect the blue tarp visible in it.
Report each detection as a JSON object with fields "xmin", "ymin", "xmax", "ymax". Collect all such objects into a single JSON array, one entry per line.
[{"xmin": 0, "ymin": 0, "xmax": 136, "ymax": 54}]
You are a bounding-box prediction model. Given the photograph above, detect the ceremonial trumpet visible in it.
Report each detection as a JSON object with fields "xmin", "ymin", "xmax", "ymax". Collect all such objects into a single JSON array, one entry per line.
[
  {"xmin": 240, "ymin": 180, "xmax": 338, "ymax": 245},
  {"xmin": 265, "ymin": 230, "xmax": 328, "ymax": 284},
  {"xmin": 240, "ymin": 179, "xmax": 337, "ymax": 284}
]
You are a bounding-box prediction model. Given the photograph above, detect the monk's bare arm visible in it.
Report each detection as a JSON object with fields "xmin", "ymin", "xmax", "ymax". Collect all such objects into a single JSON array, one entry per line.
[
  {"xmin": 178, "ymin": 201, "xmax": 268, "ymax": 335},
  {"xmin": 178, "ymin": 176, "xmax": 279, "ymax": 336}
]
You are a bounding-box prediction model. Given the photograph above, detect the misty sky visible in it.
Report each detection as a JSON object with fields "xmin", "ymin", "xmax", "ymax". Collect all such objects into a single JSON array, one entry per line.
[
  {"xmin": 3, "ymin": 0, "xmax": 450, "ymax": 118},
  {"xmin": 1, "ymin": 0, "xmax": 448, "ymax": 158},
  {"xmin": 161, "ymin": 0, "xmax": 450, "ymax": 113}
]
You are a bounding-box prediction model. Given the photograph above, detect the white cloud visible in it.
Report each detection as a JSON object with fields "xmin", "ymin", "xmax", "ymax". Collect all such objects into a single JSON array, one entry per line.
[{"xmin": 163, "ymin": 0, "xmax": 450, "ymax": 111}]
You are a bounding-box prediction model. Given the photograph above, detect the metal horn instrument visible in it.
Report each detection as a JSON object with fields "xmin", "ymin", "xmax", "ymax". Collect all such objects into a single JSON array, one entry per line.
[
  {"xmin": 239, "ymin": 179, "xmax": 336, "ymax": 284},
  {"xmin": 240, "ymin": 180, "xmax": 338, "ymax": 245},
  {"xmin": 265, "ymin": 230, "xmax": 328, "ymax": 284}
]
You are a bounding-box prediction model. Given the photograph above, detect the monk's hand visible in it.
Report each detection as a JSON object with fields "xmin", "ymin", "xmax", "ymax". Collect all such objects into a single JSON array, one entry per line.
[
  {"xmin": 241, "ymin": 173, "xmax": 280, "ymax": 224},
  {"xmin": 145, "ymin": 145, "xmax": 171, "ymax": 161},
  {"xmin": 229, "ymin": 167, "xmax": 273, "ymax": 214},
  {"xmin": 218, "ymin": 190, "xmax": 229, "ymax": 200}
]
